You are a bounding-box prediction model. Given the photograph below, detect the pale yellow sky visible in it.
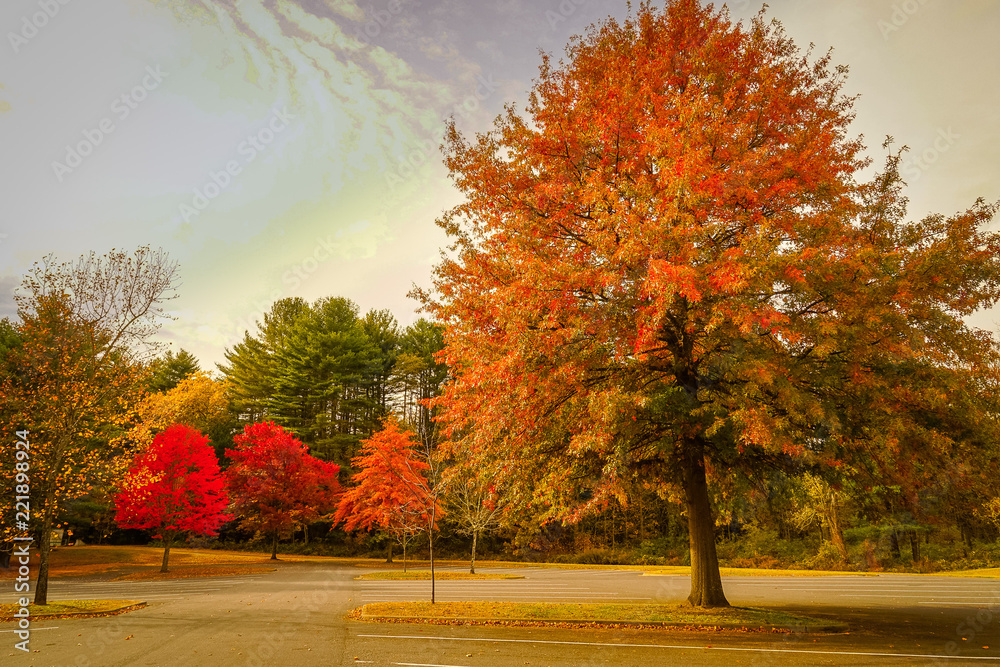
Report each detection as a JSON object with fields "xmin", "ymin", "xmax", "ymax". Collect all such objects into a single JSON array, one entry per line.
[{"xmin": 1, "ymin": 0, "xmax": 997, "ymax": 367}]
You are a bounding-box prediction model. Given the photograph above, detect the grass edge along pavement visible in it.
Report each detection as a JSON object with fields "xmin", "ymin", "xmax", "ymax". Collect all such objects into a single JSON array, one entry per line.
[
  {"xmin": 0, "ymin": 600, "xmax": 147, "ymax": 621},
  {"xmin": 354, "ymin": 601, "xmax": 848, "ymax": 633},
  {"xmin": 17, "ymin": 545, "xmax": 1000, "ymax": 580}
]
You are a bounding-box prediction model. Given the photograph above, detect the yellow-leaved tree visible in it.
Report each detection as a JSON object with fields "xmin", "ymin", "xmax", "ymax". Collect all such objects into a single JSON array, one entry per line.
[
  {"xmin": 126, "ymin": 372, "xmax": 232, "ymax": 448},
  {"xmin": 0, "ymin": 247, "xmax": 177, "ymax": 605}
]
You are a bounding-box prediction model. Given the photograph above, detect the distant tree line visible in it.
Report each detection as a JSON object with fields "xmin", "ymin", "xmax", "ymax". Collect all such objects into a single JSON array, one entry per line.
[{"xmin": 217, "ymin": 296, "xmax": 446, "ymax": 469}]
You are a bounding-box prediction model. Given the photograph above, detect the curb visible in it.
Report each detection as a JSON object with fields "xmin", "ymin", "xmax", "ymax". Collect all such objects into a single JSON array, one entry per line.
[
  {"xmin": 0, "ymin": 601, "xmax": 147, "ymax": 622},
  {"xmin": 357, "ymin": 611, "xmax": 848, "ymax": 633}
]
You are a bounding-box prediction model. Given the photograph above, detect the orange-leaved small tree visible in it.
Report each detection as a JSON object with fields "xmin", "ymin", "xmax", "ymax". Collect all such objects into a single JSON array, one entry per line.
[{"xmin": 335, "ymin": 420, "xmax": 441, "ymax": 574}]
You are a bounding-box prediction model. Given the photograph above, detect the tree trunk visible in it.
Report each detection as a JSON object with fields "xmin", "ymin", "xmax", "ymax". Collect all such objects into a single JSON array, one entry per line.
[
  {"xmin": 889, "ymin": 529, "xmax": 901, "ymax": 560},
  {"xmin": 639, "ymin": 496, "xmax": 646, "ymax": 542},
  {"xmin": 161, "ymin": 531, "xmax": 173, "ymax": 573},
  {"xmin": 826, "ymin": 492, "xmax": 848, "ymax": 563},
  {"xmin": 33, "ymin": 491, "xmax": 57, "ymax": 605},
  {"xmin": 682, "ymin": 443, "xmax": 728, "ymax": 607},
  {"xmin": 910, "ymin": 530, "xmax": 920, "ymax": 561},
  {"xmin": 402, "ymin": 539, "xmax": 407, "ymax": 573},
  {"xmin": 271, "ymin": 531, "xmax": 279, "ymax": 560},
  {"xmin": 429, "ymin": 503, "xmax": 437, "ymax": 604},
  {"xmin": 386, "ymin": 541, "xmax": 393, "ymax": 563},
  {"xmin": 470, "ymin": 531, "xmax": 478, "ymax": 575}
]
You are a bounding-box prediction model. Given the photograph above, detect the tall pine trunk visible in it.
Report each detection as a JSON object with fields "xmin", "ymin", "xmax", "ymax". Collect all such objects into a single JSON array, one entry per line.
[
  {"xmin": 682, "ymin": 442, "xmax": 728, "ymax": 607},
  {"xmin": 910, "ymin": 530, "xmax": 920, "ymax": 561},
  {"xmin": 889, "ymin": 529, "xmax": 901, "ymax": 560}
]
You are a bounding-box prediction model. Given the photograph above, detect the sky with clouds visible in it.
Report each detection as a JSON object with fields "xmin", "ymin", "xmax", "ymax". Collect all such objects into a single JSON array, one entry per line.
[{"xmin": 1, "ymin": 0, "xmax": 997, "ymax": 370}]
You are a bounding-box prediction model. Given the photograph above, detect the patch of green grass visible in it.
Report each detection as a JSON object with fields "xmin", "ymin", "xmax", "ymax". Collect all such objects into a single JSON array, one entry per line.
[
  {"xmin": 0, "ymin": 600, "xmax": 145, "ymax": 620},
  {"xmin": 356, "ymin": 571, "xmax": 523, "ymax": 581},
  {"xmin": 358, "ymin": 601, "xmax": 843, "ymax": 631}
]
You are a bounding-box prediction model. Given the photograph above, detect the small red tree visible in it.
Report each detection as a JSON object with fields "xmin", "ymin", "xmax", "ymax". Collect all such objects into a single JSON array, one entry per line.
[
  {"xmin": 335, "ymin": 420, "xmax": 440, "ymax": 572},
  {"xmin": 115, "ymin": 424, "xmax": 230, "ymax": 572},
  {"xmin": 225, "ymin": 421, "xmax": 341, "ymax": 559}
]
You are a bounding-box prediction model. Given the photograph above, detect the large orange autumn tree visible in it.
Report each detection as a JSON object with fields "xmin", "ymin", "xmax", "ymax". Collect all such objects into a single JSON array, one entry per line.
[{"xmin": 419, "ymin": 1, "xmax": 1000, "ymax": 606}]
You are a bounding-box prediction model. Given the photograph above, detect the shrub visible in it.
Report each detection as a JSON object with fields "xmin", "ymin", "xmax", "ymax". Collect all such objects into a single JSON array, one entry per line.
[{"xmin": 801, "ymin": 542, "xmax": 845, "ymax": 570}]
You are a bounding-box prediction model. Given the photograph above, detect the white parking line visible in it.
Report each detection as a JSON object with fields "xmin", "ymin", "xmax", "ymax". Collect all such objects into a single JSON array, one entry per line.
[
  {"xmin": 360, "ymin": 595, "xmax": 616, "ymax": 599},
  {"xmin": 362, "ymin": 588, "xmax": 596, "ymax": 592},
  {"xmin": 361, "ymin": 592, "xmax": 647, "ymax": 596},
  {"xmin": 362, "ymin": 596, "xmax": 652, "ymax": 601},
  {"xmin": 851, "ymin": 594, "xmax": 1000, "ymax": 598},
  {"xmin": 782, "ymin": 587, "xmax": 1000, "ymax": 592},
  {"xmin": 919, "ymin": 601, "xmax": 1000, "ymax": 606},
  {"xmin": 362, "ymin": 594, "xmax": 630, "ymax": 598},
  {"xmin": 0, "ymin": 626, "xmax": 60, "ymax": 633},
  {"xmin": 357, "ymin": 633, "xmax": 1000, "ymax": 661},
  {"xmin": 361, "ymin": 585, "xmax": 594, "ymax": 589},
  {"xmin": 28, "ymin": 587, "xmax": 223, "ymax": 593}
]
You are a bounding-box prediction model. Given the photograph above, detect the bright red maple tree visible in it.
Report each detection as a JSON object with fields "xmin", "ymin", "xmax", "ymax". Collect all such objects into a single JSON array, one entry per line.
[
  {"xmin": 225, "ymin": 421, "xmax": 341, "ymax": 559},
  {"xmin": 418, "ymin": 0, "xmax": 1000, "ymax": 607},
  {"xmin": 335, "ymin": 419, "xmax": 441, "ymax": 572},
  {"xmin": 115, "ymin": 424, "xmax": 230, "ymax": 572}
]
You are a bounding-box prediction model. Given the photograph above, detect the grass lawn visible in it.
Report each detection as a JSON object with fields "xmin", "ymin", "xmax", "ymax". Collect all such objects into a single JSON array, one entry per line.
[
  {"xmin": 0, "ymin": 546, "xmax": 330, "ymax": 581},
  {"xmin": 0, "ymin": 600, "xmax": 145, "ymax": 621},
  {"xmin": 389, "ymin": 560, "xmax": 876, "ymax": 578},
  {"xmin": 355, "ymin": 571, "xmax": 523, "ymax": 581},
  {"xmin": 935, "ymin": 567, "xmax": 1000, "ymax": 579},
  {"xmin": 350, "ymin": 560, "xmax": 875, "ymax": 577},
  {"xmin": 357, "ymin": 601, "xmax": 844, "ymax": 631},
  {"xmin": 4, "ymin": 546, "xmax": 995, "ymax": 582}
]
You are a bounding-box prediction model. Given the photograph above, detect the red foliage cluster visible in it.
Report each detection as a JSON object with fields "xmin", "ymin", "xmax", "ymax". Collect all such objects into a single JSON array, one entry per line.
[
  {"xmin": 225, "ymin": 421, "xmax": 341, "ymax": 539},
  {"xmin": 115, "ymin": 424, "xmax": 230, "ymax": 538}
]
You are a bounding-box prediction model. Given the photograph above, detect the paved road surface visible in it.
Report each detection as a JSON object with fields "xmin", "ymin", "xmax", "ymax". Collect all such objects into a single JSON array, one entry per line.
[{"xmin": 4, "ymin": 563, "xmax": 1000, "ymax": 665}]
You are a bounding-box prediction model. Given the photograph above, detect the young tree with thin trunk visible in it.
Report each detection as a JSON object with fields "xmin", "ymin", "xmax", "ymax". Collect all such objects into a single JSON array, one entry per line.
[
  {"xmin": 418, "ymin": 1, "xmax": 1000, "ymax": 607},
  {"xmin": 0, "ymin": 247, "xmax": 177, "ymax": 604},
  {"xmin": 446, "ymin": 463, "xmax": 507, "ymax": 574},
  {"xmin": 225, "ymin": 421, "xmax": 341, "ymax": 560},
  {"xmin": 115, "ymin": 424, "xmax": 230, "ymax": 572}
]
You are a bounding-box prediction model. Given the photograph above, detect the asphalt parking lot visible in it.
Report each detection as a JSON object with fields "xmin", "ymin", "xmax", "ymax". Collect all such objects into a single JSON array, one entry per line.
[{"xmin": 5, "ymin": 564, "xmax": 1000, "ymax": 665}]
